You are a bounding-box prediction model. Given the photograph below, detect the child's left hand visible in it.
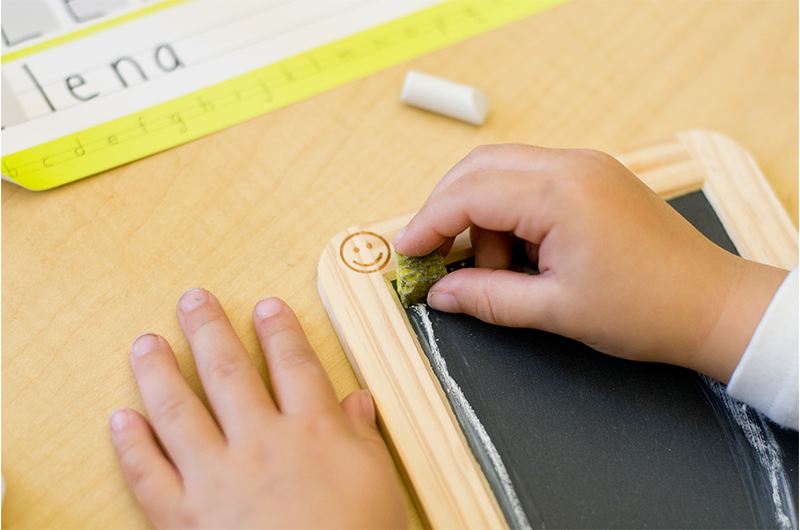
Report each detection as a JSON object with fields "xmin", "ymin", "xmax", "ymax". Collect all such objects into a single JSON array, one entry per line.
[{"xmin": 110, "ymin": 288, "xmax": 407, "ymax": 529}]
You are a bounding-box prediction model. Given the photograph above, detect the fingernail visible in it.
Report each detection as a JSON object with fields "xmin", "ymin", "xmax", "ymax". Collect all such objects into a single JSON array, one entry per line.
[
  {"xmin": 131, "ymin": 332, "xmax": 159, "ymax": 358},
  {"xmin": 392, "ymin": 226, "xmax": 407, "ymax": 246},
  {"xmin": 179, "ymin": 288, "xmax": 207, "ymax": 312},
  {"xmin": 428, "ymin": 290, "xmax": 459, "ymax": 312},
  {"xmin": 109, "ymin": 408, "xmax": 130, "ymax": 433},
  {"xmin": 255, "ymin": 297, "xmax": 283, "ymax": 320}
]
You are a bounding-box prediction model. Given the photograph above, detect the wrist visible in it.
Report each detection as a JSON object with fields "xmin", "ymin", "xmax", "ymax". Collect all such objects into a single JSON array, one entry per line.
[{"xmin": 692, "ymin": 258, "xmax": 788, "ymax": 384}]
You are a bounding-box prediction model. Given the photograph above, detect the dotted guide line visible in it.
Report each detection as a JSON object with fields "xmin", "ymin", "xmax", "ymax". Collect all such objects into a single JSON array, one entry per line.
[{"xmin": 2, "ymin": 1, "xmax": 569, "ymax": 190}]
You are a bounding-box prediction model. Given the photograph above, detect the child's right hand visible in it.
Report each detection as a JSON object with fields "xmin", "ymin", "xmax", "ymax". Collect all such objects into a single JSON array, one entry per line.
[{"xmin": 393, "ymin": 144, "xmax": 788, "ymax": 384}]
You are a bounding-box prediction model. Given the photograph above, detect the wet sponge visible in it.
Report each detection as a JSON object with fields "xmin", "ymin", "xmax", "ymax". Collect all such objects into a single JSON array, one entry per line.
[{"xmin": 396, "ymin": 250, "xmax": 447, "ymax": 306}]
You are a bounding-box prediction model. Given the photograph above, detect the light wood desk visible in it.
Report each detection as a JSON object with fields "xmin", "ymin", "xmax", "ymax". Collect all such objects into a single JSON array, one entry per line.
[{"xmin": 3, "ymin": 1, "xmax": 797, "ymax": 528}]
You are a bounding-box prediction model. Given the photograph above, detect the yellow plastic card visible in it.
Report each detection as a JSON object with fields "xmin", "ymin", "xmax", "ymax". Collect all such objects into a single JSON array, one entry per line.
[{"xmin": 1, "ymin": 1, "xmax": 568, "ymax": 190}]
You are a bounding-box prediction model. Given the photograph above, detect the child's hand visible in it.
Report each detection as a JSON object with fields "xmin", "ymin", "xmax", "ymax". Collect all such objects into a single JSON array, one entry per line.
[
  {"xmin": 393, "ymin": 144, "xmax": 788, "ymax": 383},
  {"xmin": 110, "ymin": 289, "xmax": 406, "ymax": 529}
]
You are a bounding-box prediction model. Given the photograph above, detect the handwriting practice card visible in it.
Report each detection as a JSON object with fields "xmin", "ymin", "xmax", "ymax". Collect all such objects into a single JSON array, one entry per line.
[
  {"xmin": 1, "ymin": 0, "xmax": 443, "ymax": 187},
  {"xmin": 2, "ymin": 0, "xmax": 568, "ymax": 190}
]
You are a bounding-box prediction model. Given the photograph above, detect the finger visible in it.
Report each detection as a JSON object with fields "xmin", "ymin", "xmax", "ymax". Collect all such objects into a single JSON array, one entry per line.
[
  {"xmin": 526, "ymin": 241, "xmax": 541, "ymax": 265},
  {"xmin": 253, "ymin": 297, "xmax": 340, "ymax": 416},
  {"xmin": 427, "ymin": 143, "xmax": 558, "ymax": 199},
  {"xmin": 393, "ymin": 227, "xmax": 455, "ymax": 258},
  {"xmin": 340, "ymin": 390, "xmax": 384, "ymax": 445},
  {"xmin": 394, "ymin": 170, "xmax": 553, "ymax": 257},
  {"xmin": 177, "ymin": 288, "xmax": 277, "ymax": 437},
  {"xmin": 470, "ymin": 227, "xmax": 513, "ymax": 269},
  {"xmin": 426, "ymin": 267, "xmax": 563, "ymax": 330},
  {"xmin": 395, "ymin": 145, "xmax": 558, "ymax": 257},
  {"xmin": 110, "ymin": 408, "xmax": 183, "ymax": 524},
  {"xmin": 130, "ymin": 333, "xmax": 225, "ymax": 468},
  {"xmin": 438, "ymin": 236, "xmax": 455, "ymax": 258}
]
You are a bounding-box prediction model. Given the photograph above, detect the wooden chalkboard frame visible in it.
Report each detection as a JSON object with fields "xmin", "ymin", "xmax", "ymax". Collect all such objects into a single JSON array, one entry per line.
[{"xmin": 317, "ymin": 130, "xmax": 799, "ymax": 529}]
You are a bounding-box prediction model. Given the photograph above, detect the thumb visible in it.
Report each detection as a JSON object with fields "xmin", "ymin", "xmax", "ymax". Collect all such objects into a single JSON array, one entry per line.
[
  {"xmin": 340, "ymin": 390, "xmax": 383, "ymax": 443},
  {"xmin": 427, "ymin": 268, "xmax": 559, "ymax": 330}
]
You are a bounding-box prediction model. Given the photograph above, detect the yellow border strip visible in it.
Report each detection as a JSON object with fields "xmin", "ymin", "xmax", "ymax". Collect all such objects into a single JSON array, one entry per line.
[
  {"xmin": 2, "ymin": 0, "xmax": 569, "ymax": 190},
  {"xmin": 1, "ymin": 0, "xmax": 192, "ymax": 64}
]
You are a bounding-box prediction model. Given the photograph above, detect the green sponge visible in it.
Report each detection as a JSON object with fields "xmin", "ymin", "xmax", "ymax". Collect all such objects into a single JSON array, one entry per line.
[{"xmin": 396, "ymin": 250, "xmax": 447, "ymax": 307}]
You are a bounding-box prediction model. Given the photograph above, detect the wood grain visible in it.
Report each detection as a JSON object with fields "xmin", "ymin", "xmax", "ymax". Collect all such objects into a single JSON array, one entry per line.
[
  {"xmin": 318, "ymin": 130, "xmax": 798, "ymax": 528},
  {"xmin": 2, "ymin": 2, "xmax": 797, "ymax": 528}
]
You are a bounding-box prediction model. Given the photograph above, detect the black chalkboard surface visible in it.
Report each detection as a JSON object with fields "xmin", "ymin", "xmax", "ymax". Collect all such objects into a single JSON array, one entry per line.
[
  {"xmin": 403, "ymin": 191, "xmax": 798, "ymax": 530},
  {"xmin": 319, "ymin": 132, "xmax": 800, "ymax": 529}
]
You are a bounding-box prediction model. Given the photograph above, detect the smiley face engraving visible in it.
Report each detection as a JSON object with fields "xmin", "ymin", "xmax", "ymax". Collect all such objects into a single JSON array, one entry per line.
[{"xmin": 340, "ymin": 231, "xmax": 392, "ymax": 273}]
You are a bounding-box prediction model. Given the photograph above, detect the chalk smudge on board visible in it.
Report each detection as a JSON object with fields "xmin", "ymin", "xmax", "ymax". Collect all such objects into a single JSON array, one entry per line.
[
  {"xmin": 699, "ymin": 374, "xmax": 797, "ymax": 530},
  {"xmin": 413, "ymin": 304, "xmax": 535, "ymax": 530}
]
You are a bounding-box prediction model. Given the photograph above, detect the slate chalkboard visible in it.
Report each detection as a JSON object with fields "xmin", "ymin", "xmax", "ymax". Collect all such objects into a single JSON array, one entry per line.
[
  {"xmin": 403, "ymin": 191, "xmax": 798, "ymax": 530},
  {"xmin": 319, "ymin": 132, "xmax": 800, "ymax": 529}
]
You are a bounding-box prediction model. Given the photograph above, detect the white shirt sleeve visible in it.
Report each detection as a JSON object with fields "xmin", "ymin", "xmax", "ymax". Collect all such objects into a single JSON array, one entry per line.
[{"xmin": 727, "ymin": 267, "xmax": 799, "ymax": 430}]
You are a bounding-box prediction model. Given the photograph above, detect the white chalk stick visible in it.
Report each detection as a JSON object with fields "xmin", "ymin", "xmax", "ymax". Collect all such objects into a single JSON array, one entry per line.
[{"xmin": 400, "ymin": 70, "xmax": 488, "ymax": 125}]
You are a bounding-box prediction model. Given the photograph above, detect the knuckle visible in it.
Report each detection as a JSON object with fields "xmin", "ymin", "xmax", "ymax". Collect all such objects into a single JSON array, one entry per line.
[
  {"xmin": 453, "ymin": 171, "xmax": 492, "ymax": 203},
  {"xmin": 465, "ymin": 144, "xmax": 495, "ymax": 160},
  {"xmin": 575, "ymin": 148, "xmax": 626, "ymax": 176},
  {"xmin": 297, "ymin": 414, "xmax": 344, "ymax": 441},
  {"xmin": 205, "ymin": 352, "xmax": 250, "ymax": 382},
  {"xmin": 468, "ymin": 143, "xmax": 526, "ymax": 158},
  {"xmin": 458, "ymin": 171, "xmax": 483, "ymax": 187},
  {"xmin": 183, "ymin": 307, "xmax": 226, "ymax": 335},
  {"xmin": 261, "ymin": 319, "xmax": 318, "ymax": 373},
  {"xmin": 464, "ymin": 143, "xmax": 520, "ymax": 168},
  {"xmin": 462, "ymin": 144, "xmax": 504, "ymax": 172},
  {"xmin": 260, "ymin": 316, "xmax": 293, "ymax": 339},
  {"xmin": 476, "ymin": 270, "xmax": 508, "ymax": 326},
  {"xmin": 118, "ymin": 447, "xmax": 150, "ymax": 490},
  {"xmin": 576, "ymin": 147, "xmax": 612, "ymax": 164},
  {"xmin": 115, "ymin": 432, "xmax": 159, "ymax": 493},
  {"xmin": 154, "ymin": 396, "xmax": 191, "ymax": 426},
  {"xmin": 275, "ymin": 347, "xmax": 317, "ymax": 373}
]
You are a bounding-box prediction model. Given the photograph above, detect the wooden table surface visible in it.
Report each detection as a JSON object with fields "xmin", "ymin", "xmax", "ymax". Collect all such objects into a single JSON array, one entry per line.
[{"xmin": 2, "ymin": 1, "xmax": 797, "ymax": 528}]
